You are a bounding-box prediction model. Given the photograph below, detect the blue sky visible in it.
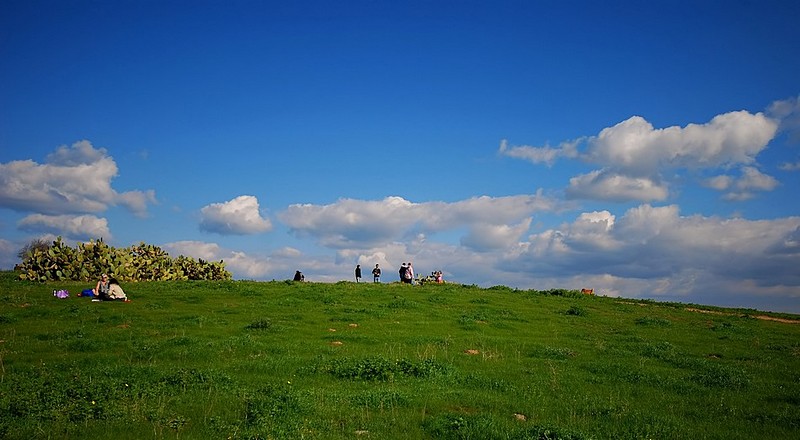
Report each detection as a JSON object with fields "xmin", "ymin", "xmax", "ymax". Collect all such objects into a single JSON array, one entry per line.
[{"xmin": 1, "ymin": 0, "xmax": 799, "ymax": 313}]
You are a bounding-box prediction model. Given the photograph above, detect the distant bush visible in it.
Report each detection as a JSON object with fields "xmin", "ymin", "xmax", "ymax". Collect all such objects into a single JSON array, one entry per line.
[
  {"xmin": 245, "ymin": 318, "xmax": 273, "ymax": 330},
  {"xmin": 566, "ymin": 305, "xmax": 588, "ymax": 316},
  {"xmin": 690, "ymin": 361, "xmax": 750, "ymax": 389},
  {"xmin": 16, "ymin": 237, "xmax": 51, "ymax": 263},
  {"xmin": 487, "ymin": 285, "xmax": 516, "ymax": 292},
  {"xmin": 636, "ymin": 316, "xmax": 672, "ymax": 326},
  {"xmin": 321, "ymin": 356, "xmax": 452, "ymax": 381},
  {"xmin": 525, "ymin": 288, "xmax": 585, "ymax": 299}
]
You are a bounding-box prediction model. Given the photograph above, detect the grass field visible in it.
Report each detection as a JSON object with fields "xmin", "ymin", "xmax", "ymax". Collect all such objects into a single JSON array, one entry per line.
[{"xmin": 1, "ymin": 271, "xmax": 798, "ymax": 439}]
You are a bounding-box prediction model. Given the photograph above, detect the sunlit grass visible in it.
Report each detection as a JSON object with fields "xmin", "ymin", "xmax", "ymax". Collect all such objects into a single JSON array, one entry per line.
[{"xmin": 1, "ymin": 271, "xmax": 798, "ymax": 439}]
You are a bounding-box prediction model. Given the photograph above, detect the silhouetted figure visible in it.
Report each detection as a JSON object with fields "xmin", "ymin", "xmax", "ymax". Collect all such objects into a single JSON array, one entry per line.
[{"xmin": 372, "ymin": 264, "xmax": 381, "ymax": 283}]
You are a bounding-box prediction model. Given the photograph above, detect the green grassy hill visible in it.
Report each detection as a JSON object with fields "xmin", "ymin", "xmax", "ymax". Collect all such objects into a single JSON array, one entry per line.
[{"xmin": 1, "ymin": 271, "xmax": 798, "ymax": 439}]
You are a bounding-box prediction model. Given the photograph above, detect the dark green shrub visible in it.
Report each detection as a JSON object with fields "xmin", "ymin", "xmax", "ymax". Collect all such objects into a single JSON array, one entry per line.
[
  {"xmin": 245, "ymin": 318, "xmax": 273, "ymax": 330},
  {"xmin": 635, "ymin": 316, "xmax": 672, "ymax": 326},
  {"xmin": 566, "ymin": 305, "xmax": 588, "ymax": 316}
]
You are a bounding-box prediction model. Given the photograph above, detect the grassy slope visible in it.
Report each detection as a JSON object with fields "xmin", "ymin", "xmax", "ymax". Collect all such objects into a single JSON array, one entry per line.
[{"xmin": 0, "ymin": 271, "xmax": 798, "ymax": 439}]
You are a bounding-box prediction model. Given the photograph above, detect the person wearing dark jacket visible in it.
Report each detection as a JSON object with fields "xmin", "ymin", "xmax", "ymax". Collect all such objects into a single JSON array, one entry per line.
[
  {"xmin": 372, "ymin": 264, "xmax": 381, "ymax": 283},
  {"xmin": 399, "ymin": 263, "xmax": 407, "ymax": 282}
]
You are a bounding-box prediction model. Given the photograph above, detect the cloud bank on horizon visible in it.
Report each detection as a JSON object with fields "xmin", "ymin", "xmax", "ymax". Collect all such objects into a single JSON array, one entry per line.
[{"xmin": 2, "ymin": 97, "xmax": 799, "ymax": 313}]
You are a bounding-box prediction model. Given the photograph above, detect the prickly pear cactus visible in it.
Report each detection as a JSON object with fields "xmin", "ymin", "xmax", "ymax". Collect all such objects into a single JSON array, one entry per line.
[{"xmin": 16, "ymin": 237, "xmax": 232, "ymax": 282}]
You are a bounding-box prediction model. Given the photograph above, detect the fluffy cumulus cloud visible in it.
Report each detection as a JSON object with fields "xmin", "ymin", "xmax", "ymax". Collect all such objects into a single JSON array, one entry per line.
[
  {"xmin": 279, "ymin": 193, "xmax": 559, "ymax": 249},
  {"xmin": 163, "ymin": 240, "xmax": 272, "ymax": 278},
  {"xmin": 163, "ymin": 240, "xmax": 327, "ymax": 280},
  {"xmin": 17, "ymin": 214, "xmax": 111, "ymax": 241},
  {"xmin": 717, "ymin": 167, "xmax": 780, "ymax": 201},
  {"xmin": 162, "ymin": 240, "xmax": 225, "ymax": 261},
  {"xmin": 565, "ymin": 169, "xmax": 669, "ymax": 202},
  {"xmin": 0, "ymin": 140, "xmax": 156, "ymax": 216},
  {"xmin": 199, "ymin": 195, "xmax": 273, "ymax": 235},
  {"xmin": 461, "ymin": 218, "xmax": 532, "ymax": 251},
  {"xmin": 0, "ymin": 239, "xmax": 17, "ymax": 270},
  {"xmin": 585, "ymin": 112, "xmax": 777, "ymax": 173},
  {"xmin": 500, "ymin": 205, "xmax": 800, "ymax": 305},
  {"xmin": 704, "ymin": 166, "xmax": 781, "ymax": 200},
  {"xmin": 497, "ymin": 139, "xmax": 580, "ymax": 166},
  {"xmin": 768, "ymin": 95, "xmax": 800, "ymax": 143},
  {"xmin": 501, "ymin": 106, "xmax": 783, "ymax": 202}
]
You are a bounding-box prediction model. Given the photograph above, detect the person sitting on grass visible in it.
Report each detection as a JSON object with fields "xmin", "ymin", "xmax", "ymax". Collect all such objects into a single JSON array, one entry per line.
[
  {"xmin": 94, "ymin": 274, "xmax": 130, "ymax": 302},
  {"xmin": 94, "ymin": 273, "xmax": 110, "ymax": 299}
]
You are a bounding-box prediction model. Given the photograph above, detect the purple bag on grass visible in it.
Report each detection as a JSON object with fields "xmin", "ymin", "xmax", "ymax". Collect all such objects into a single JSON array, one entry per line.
[{"xmin": 53, "ymin": 289, "xmax": 69, "ymax": 299}]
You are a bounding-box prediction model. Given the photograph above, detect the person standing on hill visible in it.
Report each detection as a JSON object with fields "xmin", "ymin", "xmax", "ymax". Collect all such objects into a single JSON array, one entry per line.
[
  {"xmin": 399, "ymin": 263, "xmax": 407, "ymax": 282},
  {"xmin": 406, "ymin": 262, "xmax": 415, "ymax": 284},
  {"xmin": 355, "ymin": 264, "xmax": 362, "ymax": 282},
  {"xmin": 372, "ymin": 264, "xmax": 381, "ymax": 283}
]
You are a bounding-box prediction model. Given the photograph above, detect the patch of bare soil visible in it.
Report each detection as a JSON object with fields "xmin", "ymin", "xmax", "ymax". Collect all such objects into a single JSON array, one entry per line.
[
  {"xmin": 752, "ymin": 315, "xmax": 800, "ymax": 324},
  {"xmin": 685, "ymin": 307, "xmax": 799, "ymax": 324}
]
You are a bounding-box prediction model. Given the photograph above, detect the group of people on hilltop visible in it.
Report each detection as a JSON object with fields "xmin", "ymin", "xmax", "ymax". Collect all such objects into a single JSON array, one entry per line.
[
  {"xmin": 399, "ymin": 262, "xmax": 414, "ymax": 284},
  {"xmin": 294, "ymin": 262, "xmax": 442, "ymax": 285},
  {"xmin": 358, "ymin": 262, "xmax": 419, "ymax": 284},
  {"xmin": 355, "ymin": 264, "xmax": 382, "ymax": 283}
]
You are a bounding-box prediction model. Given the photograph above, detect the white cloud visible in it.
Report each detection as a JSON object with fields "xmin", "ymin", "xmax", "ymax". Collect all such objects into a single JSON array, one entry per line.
[
  {"xmin": 704, "ymin": 174, "xmax": 733, "ymax": 190},
  {"xmin": 502, "ymin": 108, "xmax": 780, "ymax": 203},
  {"xmin": 17, "ymin": 214, "xmax": 111, "ymax": 241},
  {"xmin": 199, "ymin": 195, "xmax": 273, "ymax": 235},
  {"xmin": 778, "ymin": 161, "xmax": 800, "ymax": 171},
  {"xmin": 709, "ymin": 166, "xmax": 779, "ymax": 201},
  {"xmin": 273, "ymin": 247, "xmax": 302, "ymax": 258},
  {"xmin": 0, "ymin": 239, "xmax": 17, "ymax": 270},
  {"xmin": 279, "ymin": 193, "xmax": 560, "ymax": 249},
  {"xmin": 586, "ymin": 112, "xmax": 778, "ymax": 173},
  {"xmin": 736, "ymin": 167, "xmax": 779, "ymax": 191},
  {"xmin": 768, "ymin": 95, "xmax": 800, "ymax": 143},
  {"xmin": 506, "ymin": 205, "xmax": 800, "ymax": 290},
  {"xmin": 565, "ymin": 169, "xmax": 669, "ymax": 201},
  {"xmin": 562, "ymin": 210, "xmax": 619, "ymax": 252},
  {"xmin": 225, "ymin": 251, "xmax": 276, "ymax": 279},
  {"xmin": 163, "ymin": 240, "xmax": 338, "ymax": 281},
  {"xmin": 118, "ymin": 190, "xmax": 157, "ymax": 218},
  {"xmin": 461, "ymin": 218, "xmax": 532, "ymax": 251},
  {"xmin": 498, "ymin": 138, "xmax": 580, "ymax": 166},
  {"xmin": 163, "ymin": 240, "xmax": 223, "ymax": 261},
  {"xmin": 45, "ymin": 140, "xmax": 108, "ymax": 165},
  {"xmin": 162, "ymin": 240, "xmax": 270, "ymax": 277},
  {"xmin": 0, "ymin": 140, "xmax": 157, "ymax": 216}
]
